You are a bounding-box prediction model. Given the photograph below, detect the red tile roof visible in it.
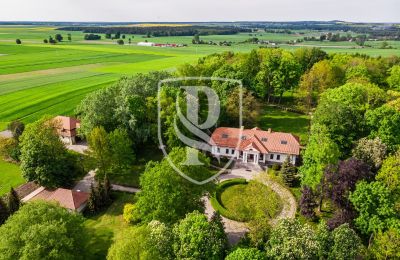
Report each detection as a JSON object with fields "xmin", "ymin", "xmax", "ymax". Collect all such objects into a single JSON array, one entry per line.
[
  {"xmin": 54, "ymin": 116, "xmax": 80, "ymax": 137},
  {"xmin": 210, "ymin": 127, "xmax": 300, "ymax": 155},
  {"xmin": 31, "ymin": 188, "xmax": 89, "ymax": 211}
]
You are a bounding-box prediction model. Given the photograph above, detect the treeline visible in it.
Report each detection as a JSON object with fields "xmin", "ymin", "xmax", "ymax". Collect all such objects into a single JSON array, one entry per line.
[{"xmin": 58, "ymin": 25, "xmax": 251, "ymax": 37}]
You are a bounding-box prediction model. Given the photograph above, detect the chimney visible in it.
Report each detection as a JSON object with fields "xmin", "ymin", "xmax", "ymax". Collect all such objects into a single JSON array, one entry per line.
[{"xmin": 268, "ymin": 128, "xmax": 272, "ymax": 133}]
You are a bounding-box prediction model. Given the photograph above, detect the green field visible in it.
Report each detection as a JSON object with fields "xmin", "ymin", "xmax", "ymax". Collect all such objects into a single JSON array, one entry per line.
[
  {"xmin": 0, "ymin": 159, "xmax": 24, "ymax": 196},
  {"xmin": 0, "ymin": 26, "xmax": 399, "ymax": 129}
]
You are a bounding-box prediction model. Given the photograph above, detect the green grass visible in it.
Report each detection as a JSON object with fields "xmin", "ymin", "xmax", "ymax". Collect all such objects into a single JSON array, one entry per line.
[
  {"xmin": 0, "ymin": 159, "xmax": 24, "ymax": 196},
  {"xmin": 84, "ymin": 192, "xmax": 134, "ymax": 260},
  {"xmin": 109, "ymin": 145, "xmax": 163, "ymax": 187},
  {"xmin": 258, "ymin": 106, "xmax": 310, "ymax": 145},
  {"xmin": 0, "ymin": 25, "xmax": 398, "ymax": 130},
  {"xmin": 212, "ymin": 178, "xmax": 282, "ymax": 222}
]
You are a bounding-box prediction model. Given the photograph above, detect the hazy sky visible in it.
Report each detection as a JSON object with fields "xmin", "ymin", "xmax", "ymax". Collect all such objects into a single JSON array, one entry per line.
[{"xmin": 1, "ymin": 0, "xmax": 399, "ymax": 23}]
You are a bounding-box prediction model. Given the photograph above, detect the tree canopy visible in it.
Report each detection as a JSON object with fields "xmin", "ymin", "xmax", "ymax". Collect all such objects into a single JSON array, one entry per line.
[
  {"xmin": 19, "ymin": 117, "xmax": 81, "ymax": 188},
  {"xmin": 135, "ymin": 147, "xmax": 214, "ymax": 224},
  {"xmin": 0, "ymin": 201, "xmax": 88, "ymax": 260}
]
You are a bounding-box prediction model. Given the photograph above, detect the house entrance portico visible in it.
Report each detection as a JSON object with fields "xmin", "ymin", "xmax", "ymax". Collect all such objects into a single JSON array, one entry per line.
[{"xmin": 242, "ymin": 151, "xmax": 259, "ymax": 164}]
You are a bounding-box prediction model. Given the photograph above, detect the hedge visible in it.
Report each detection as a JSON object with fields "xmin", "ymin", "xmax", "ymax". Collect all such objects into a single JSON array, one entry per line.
[{"xmin": 210, "ymin": 178, "xmax": 248, "ymax": 221}]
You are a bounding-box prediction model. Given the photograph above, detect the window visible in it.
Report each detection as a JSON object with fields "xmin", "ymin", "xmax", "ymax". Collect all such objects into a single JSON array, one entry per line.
[
  {"xmin": 277, "ymin": 155, "xmax": 281, "ymax": 160},
  {"xmin": 270, "ymin": 154, "xmax": 274, "ymax": 159},
  {"xmin": 226, "ymin": 148, "xmax": 229, "ymax": 154},
  {"xmin": 217, "ymin": 148, "xmax": 220, "ymax": 153},
  {"xmin": 281, "ymin": 140, "xmax": 288, "ymax": 145},
  {"xmin": 231, "ymin": 149, "xmax": 234, "ymax": 154},
  {"xmin": 241, "ymin": 135, "xmax": 246, "ymax": 140},
  {"xmin": 261, "ymin": 137, "xmax": 267, "ymax": 142},
  {"xmin": 222, "ymin": 134, "xmax": 228, "ymax": 138}
]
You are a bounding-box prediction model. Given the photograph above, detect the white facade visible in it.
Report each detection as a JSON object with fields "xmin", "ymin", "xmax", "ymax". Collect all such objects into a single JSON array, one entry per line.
[
  {"xmin": 211, "ymin": 145, "xmax": 297, "ymax": 165},
  {"xmin": 137, "ymin": 42, "xmax": 155, "ymax": 47}
]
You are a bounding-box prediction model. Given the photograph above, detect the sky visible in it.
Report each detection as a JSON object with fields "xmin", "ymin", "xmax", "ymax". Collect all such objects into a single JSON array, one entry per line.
[{"xmin": 1, "ymin": 0, "xmax": 399, "ymax": 23}]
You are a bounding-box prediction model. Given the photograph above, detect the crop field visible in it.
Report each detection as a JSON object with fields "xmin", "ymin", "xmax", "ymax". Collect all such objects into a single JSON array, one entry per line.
[{"xmin": 0, "ymin": 26, "xmax": 399, "ymax": 129}]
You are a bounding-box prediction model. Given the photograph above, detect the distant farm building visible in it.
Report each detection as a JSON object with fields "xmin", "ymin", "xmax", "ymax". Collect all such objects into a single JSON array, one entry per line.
[{"xmin": 137, "ymin": 42, "xmax": 184, "ymax": 47}]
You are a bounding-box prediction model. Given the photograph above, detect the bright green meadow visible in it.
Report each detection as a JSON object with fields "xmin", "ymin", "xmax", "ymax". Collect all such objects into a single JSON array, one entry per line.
[{"xmin": 0, "ymin": 25, "xmax": 399, "ymax": 130}]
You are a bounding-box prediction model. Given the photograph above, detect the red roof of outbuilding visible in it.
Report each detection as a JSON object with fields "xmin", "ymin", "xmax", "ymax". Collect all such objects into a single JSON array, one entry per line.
[
  {"xmin": 210, "ymin": 127, "xmax": 300, "ymax": 155},
  {"xmin": 54, "ymin": 116, "xmax": 80, "ymax": 131},
  {"xmin": 32, "ymin": 188, "xmax": 89, "ymax": 211}
]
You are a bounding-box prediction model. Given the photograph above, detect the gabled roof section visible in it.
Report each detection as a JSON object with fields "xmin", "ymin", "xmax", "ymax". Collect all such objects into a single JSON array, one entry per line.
[
  {"xmin": 31, "ymin": 188, "xmax": 89, "ymax": 211},
  {"xmin": 210, "ymin": 127, "xmax": 301, "ymax": 155},
  {"xmin": 54, "ymin": 116, "xmax": 80, "ymax": 131}
]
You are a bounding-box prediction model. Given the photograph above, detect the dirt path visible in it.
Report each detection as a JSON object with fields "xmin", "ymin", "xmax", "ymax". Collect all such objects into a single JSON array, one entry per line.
[{"xmin": 204, "ymin": 169, "xmax": 297, "ymax": 245}]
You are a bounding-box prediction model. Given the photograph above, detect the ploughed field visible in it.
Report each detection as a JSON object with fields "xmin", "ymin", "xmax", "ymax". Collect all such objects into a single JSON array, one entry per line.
[{"xmin": 0, "ymin": 26, "xmax": 398, "ymax": 129}]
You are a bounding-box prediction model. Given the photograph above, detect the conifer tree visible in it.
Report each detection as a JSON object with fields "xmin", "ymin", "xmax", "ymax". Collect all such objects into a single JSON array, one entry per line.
[
  {"xmin": 102, "ymin": 174, "xmax": 112, "ymax": 205},
  {"xmin": 87, "ymin": 183, "xmax": 97, "ymax": 213},
  {"xmin": 281, "ymin": 157, "xmax": 297, "ymax": 187},
  {"xmin": 6, "ymin": 188, "xmax": 20, "ymax": 214},
  {"xmin": 0, "ymin": 198, "xmax": 10, "ymax": 225}
]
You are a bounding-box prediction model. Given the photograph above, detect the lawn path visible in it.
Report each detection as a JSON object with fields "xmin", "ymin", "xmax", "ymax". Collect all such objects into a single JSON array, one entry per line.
[{"xmin": 256, "ymin": 174, "xmax": 297, "ymax": 225}]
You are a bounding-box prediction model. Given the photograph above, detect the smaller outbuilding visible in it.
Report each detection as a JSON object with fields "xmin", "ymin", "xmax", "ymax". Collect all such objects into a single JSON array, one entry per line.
[
  {"xmin": 54, "ymin": 116, "xmax": 80, "ymax": 145},
  {"xmin": 23, "ymin": 187, "xmax": 89, "ymax": 213}
]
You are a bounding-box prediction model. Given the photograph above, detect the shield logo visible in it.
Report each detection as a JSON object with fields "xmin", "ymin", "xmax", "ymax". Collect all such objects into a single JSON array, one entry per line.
[{"xmin": 157, "ymin": 77, "xmax": 243, "ymax": 185}]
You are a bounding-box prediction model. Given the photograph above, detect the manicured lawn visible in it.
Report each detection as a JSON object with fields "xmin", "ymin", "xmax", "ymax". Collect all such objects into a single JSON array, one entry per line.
[
  {"xmin": 258, "ymin": 106, "xmax": 310, "ymax": 145},
  {"xmin": 0, "ymin": 159, "xmax": 24, "ymax": 196},
  {"xmin": 109, "ymin": 145, "xmax": 163, "ymax": 187},
  {"xmin": 84, "ymin": 192, "xmax": 135, "ymax": 259},
  {"xmin": 219, "ymin": 180, "xmax": 282, "ymax": 222}
]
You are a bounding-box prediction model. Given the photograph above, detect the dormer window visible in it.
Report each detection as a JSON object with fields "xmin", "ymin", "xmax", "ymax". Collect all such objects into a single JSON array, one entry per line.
[
  {"xmin": 281, "ymin": 140, "xmax": 288, "ymax": 145},
  {"xmin": 261, "ymin": 137, "xmax": 267, "ymax": 142},
  {"xmin": 222, "ymin": 134, "xmax": 228, "ymax": 138},
  {"xmin": 241, "ymin": 135, "xmax": 246, "ymax": 140}
]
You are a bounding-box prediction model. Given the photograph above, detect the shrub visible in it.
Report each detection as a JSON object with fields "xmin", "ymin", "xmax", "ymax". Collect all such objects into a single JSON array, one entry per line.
[
  {"xmin": 271, "ymin": 164, "xmax": 281, "ymax": 171},
  {"xmin": 123, "ymin": 203, "xmax": 140, "ymax": 224}
]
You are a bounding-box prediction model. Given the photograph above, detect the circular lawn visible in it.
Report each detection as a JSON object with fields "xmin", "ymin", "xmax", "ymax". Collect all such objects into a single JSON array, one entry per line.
[{"xmin": 211, "ymin": 178, "xmax": 282, "ymax": 222}]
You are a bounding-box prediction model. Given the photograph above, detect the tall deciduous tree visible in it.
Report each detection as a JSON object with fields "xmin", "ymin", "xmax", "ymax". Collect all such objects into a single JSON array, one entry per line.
[
  {"xmin": 366, "ymin": 104, "xmax": 400, "ymax": 152},
  {"xmin": 299, "ymin": 124, "xmax": 340, "ymax": 189},
  {"xmin": 298, "ymin": 60, "xmax": 340, "ymax": 111},
  {"xmin": 172, "ymin": 211, "xmax": 227, "ymax": 259},
  {"xmin": 349, "ymin": 181, "xmax": 399, "ymax": 235},
  {"xmin": 370, "ymin": 228, "xmax": 400, "ymax": 260},
  {"xmin": 226, "ymin": 248, "xmax": 266, "ymax": 260},
  {"xmin": 266, "ymin": 219, "xmax": 320, "ymax": 259},
  {"xmin": 86, "ymin": 126, "xmax": 111, "ymax": 175},
  {"xmin": 325, "ymin": 158, "xmax": 372, "ymax": 210},
  {"xmin": 0, "ymin": 201, "xmax": 88, "ymax": 259},
  {"xmin": 7, "ymin": 120, "xmax": 25, "ymax": 141},
  {"xmin": 387, "ymin": 65, "xmax": 400, "ymax": 90},
  {"xmin": 352, "ymin": 137, "xmax": 387, "ymax": 171},
  {"xmin": 225, "ymin": 87, "xmax": 260, "ymax": 128},
  {"xmin": 375, "ymin": 151, "xmax": 400, "ymax": 194},
  {"xmin": 136, "ymin": 147, "xmax": 213, "ymax": 224},
  {"xmin": 20, "ymin": 117, "xmax": 80, "ymax": 188}
]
